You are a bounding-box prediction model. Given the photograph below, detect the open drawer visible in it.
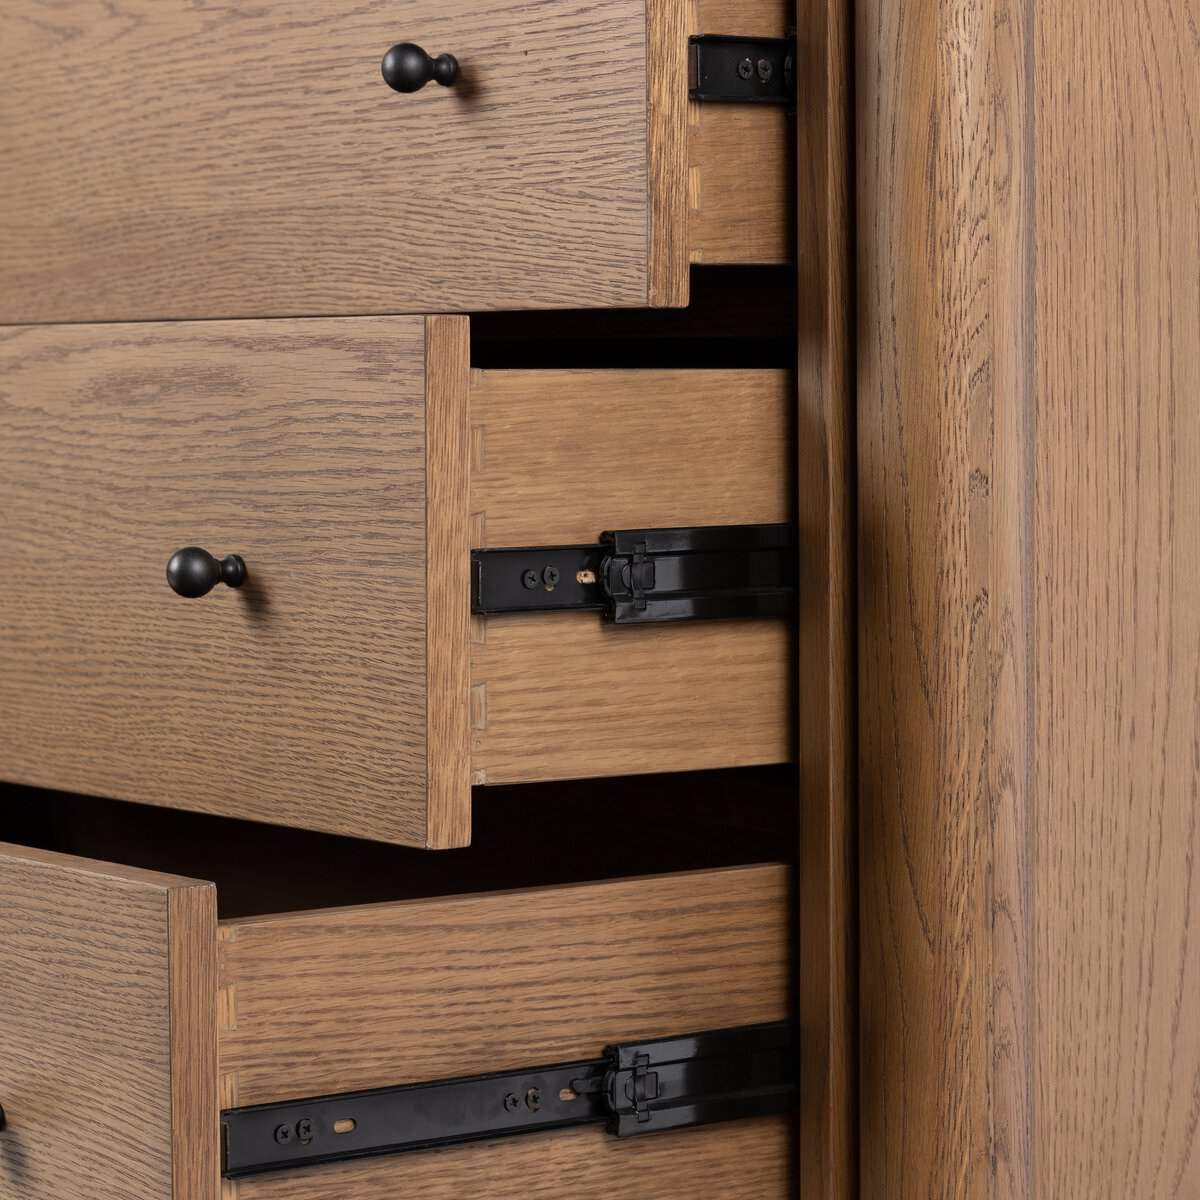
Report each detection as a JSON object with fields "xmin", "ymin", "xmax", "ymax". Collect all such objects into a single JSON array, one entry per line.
[
  {"xmin": 0, "ymin": 824, "xmax": 794, "ymax": 1200},
  {"xmin": 0, "ymin": 316, "xmax": 794, "ymax": 847},
  {"xmin": 0, "ymin": 0, "xmax": 792, "ymax": 323}
]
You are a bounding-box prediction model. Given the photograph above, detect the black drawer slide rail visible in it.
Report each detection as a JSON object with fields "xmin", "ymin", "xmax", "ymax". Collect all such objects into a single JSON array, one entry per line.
[
  {"xmin": 222, "ymin": 1020, "xmax": 797, "ymax": 1178},
  {"xmin": 471, "ymin": 523, "xmax": 796, "ymax": 625}
]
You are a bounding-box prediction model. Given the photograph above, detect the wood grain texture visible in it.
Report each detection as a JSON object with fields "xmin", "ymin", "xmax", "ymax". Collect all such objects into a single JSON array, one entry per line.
[
  {"xmin": 0, "ymin": 842, "xmax": 217, "ymax": 1200},
  {"xmin": 217, "ymin": 865, "xmax": 792, "ymax": 1106},
  {"xmin": 647, "ymin": 0, "xmax": 690, "ymax": 305},
  {"xmin": 0, "ymin": 0, "xmax": 649, "ymax": 321},
  {"xmin": 423, "ymin": 317, "xmax": 472, "ymax": 849},
  {"xmin": 170, "ymin": 886, "xmax": 221, "ymax": 1200},
  {"xmin": 794, "ymin": 0, "xmax": 856, "ymax": 1191},
  {"xmin": 469, "ymin": 368, "xmax": 794, "ymax": 785},
  {"xmin": 1034, "ymin": 1, "xmax": 1200, "ymax": 1194},
  {"xmin": 224, "ymin": 1117, "xmax": 792, "ymax": 1200},
  {"xmin": 858, "ymin": 0, "xmax": 1028, "ymax": 1193},
  {"xmin": 0, "ymin": 318, "xmax": 446, "ymax": 848},
  {"xmin": 685, "ymin": 0, "xmax": 794, "ymax": 267},
  {"xmin": 859, "ymin": 0, "xmax": 1200, "ymax": 1196}
]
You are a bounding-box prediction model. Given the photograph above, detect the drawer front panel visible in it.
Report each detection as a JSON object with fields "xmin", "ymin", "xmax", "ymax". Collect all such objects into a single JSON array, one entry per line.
[
  {"xmin": 0, "ymin": 317, "xmax": 470, "ymax": 848},
  {"xmin": 0, "ymin": 0, "xmax": 649, "ymax": 322},
  {"xmin": 0, "ymin": 842, "xmax": 218, "ymax": 1200}
]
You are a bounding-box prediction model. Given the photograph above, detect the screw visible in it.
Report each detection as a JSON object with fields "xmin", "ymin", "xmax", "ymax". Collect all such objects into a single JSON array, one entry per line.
[
  {"xmin": 521, "ymin": 569, "xmax": 540, "ymax": 590},
  {"xmin": 503, "ymin": 1093, "xmax": 521, "ymax": 1113},
  {"xmin": 757, "ymin": 57, "xmax": 773, "ymax": 81},
  {"xmin": 737, "ymin": 57, "xmax": 754, "ymax": 79},
  {"xmin": 525, "ymin": 1087, "xmax": 543, "ymax": 1112},
  {"xmin": 274, "ymin": 1124, "xmax": 293, "ymax": 1145},
  {"xmin": 296, "ymin": 1118, "xmax": 314, "ymax": 1144},
  {"xmin": 543, "ymin": 565, "xmax": 560, "ymax": 587}
]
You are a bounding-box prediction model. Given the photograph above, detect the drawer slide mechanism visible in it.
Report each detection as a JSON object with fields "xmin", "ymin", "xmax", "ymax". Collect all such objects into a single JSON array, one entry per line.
[
  {"xmin": 471, "ymin": 523, "xmax": 796, "ymax": 624},
  {"xmin": 222, "ymin": 1021, "xmax": 796, "ymax": 1178},
  {"xmin": 689, "ymin": 34, "xmax": 796, "ymax": 104}
]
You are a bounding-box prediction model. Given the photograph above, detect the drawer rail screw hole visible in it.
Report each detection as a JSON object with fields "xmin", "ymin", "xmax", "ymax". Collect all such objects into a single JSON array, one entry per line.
[{"xmin": 333, "ymin": 1119, "xmax": 356, "ymax": 1135}]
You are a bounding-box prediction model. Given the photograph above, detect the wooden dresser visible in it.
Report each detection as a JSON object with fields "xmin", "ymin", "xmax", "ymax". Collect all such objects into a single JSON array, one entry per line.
[{"xmin": 0, "ymin": 1, "xmax": 849, "ymax": 1199}]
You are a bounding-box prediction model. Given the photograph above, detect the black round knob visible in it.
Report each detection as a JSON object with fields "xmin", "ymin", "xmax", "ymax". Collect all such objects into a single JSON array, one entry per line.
[
  {"xmin": 166, "ymin": 548, "xmax": 247, "ymax": 599},
  {"xmin": 381, "ymin": 43, "xmax": 459, "ymax": 93}
]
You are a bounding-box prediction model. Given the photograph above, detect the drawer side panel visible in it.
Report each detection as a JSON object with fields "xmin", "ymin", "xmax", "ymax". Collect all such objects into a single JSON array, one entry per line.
[{"xmin": 217, "ymin": 864, "xmax": 792, "ymax": 1105}]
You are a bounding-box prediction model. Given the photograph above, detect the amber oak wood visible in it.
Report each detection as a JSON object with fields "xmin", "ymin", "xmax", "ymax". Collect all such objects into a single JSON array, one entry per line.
[
  {"xmin": 859, "ymin": 0, "xmax": 1200, "ymax": 1196},
  {"xmin": 1035, "ymin": 2, "xmax": 1200, "ymax": 1194},
  {"xmin": 468, "ymin": 368, "xmax": 794, "ymax": 785},
  {"xmin": 686, "ymin": 0, "xmax": 795, "ymax": 266},
  {"xmin": 424, "ymin": 316, "xmax": 473, "ymax": 849},
  {"xmin": 0, "ymin": 842, "xmax": 217, "ymax": 1200},
  {"xmin": 794, "ymin": 0, "xmax": 856, "ymax": 1192},
  {"xmin": 0, "ymin": 316, "xmax": 470, "ymax": 849},
  {"xmin": 0, "ymin": 840, "xmax": 791, "ymax": 1200},
  {"xmin": 219, "ymin": 864, "xmax": 792, "ymax": 1198},
  {"xmin": 0, "ymin": 0, "xmax": 647, "ymax": 320},
  {"xmin": 0, "ymin": 0, "xmax": 790, "ymax": 321}
]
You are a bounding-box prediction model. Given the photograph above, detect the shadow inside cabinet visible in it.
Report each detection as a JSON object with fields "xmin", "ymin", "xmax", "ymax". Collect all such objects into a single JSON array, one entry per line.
[{"xmin": 0, "ymin": 765, "xmax": 798, "ymax": 919}]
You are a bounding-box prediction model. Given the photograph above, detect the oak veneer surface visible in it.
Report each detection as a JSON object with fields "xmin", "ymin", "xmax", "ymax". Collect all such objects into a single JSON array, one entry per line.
[
  {"xmin": 0, "ymin": 317, "xmax": 470, "ymax": 849},
  {"xmin": 1036, "ymin": 1, "xmax": 1200, "ymax": 1194},
  {"xmin": 468, "ymin": 369, "xmax": 794, "ymax": 785},
  {"xmin": 859, "ymin": 0, "xmax": 1200, "ymax": 1195},
  {"xmin": 686, "ymin": 0, "xmax": 795, "ymax": 266},
  {"xmin": 0, "ymin": 0, "xmax": 648, "ymax": 321},
  {"xmin": 219, "ymin": 865, "xmax": 793, "ymax": 1198},
  {"xmin": 0, "ymin": 843, "xmax": 217, "ymax": 1200}
]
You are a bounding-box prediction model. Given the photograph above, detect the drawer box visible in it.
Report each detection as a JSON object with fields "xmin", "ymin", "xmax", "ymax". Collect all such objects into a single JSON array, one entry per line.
[
  {"xmin": 0, "ymin": 317, "xmax": 793, "ymax": 847},
  {"xmin": 0, "ymin": 840, "xmax": 793, "ymax": 1200},
  {"xmin": 0, "ymin": 0, "xmax": 791, "ymax": 323}
]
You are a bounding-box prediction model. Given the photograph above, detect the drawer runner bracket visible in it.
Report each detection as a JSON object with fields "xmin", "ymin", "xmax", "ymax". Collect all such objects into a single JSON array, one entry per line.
[
  {"xmin": 471, "ymin": 523, "xmax": 796, "ymax": 624},
  {"xmin": 688, "ymin": 34, "xmax": 796, "ymax": 104},
  {"xmin": 221, "ymin": 1020, "xmax": 796, "ymax": 1178}
]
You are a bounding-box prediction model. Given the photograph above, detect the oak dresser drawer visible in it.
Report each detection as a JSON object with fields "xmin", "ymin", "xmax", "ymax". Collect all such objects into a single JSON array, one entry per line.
[
  {"xmin": 0, "ymin": 317, "xmax": 793, "ymax": 847},
  {"xmin": 0, "ymin": 0, "xmax": 792, "ymax": 323},
  {"xmin": 0, "ymin": 840, "xmax": 793, "ymax": 1200}
]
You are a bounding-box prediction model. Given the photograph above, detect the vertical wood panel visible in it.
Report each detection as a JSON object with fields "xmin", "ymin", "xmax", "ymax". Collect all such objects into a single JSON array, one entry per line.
[
  {"xmin": 860, "ymin": 0, "xmax": 1200, "ymax": 1195},
  {"xmin": 424, "ymin": 316, "xmax": 472, "ymax": 849},
  {"xmin": 794, "ymin": 0, "xmax": 856, "ymax": 1193},
  {"xmin": 857, "ymin": 0, "xmax": 1032, "ymax": 1195},
  {"xmin": 1034, "ymin": 2, "xmax": 1200, "ymax": 1194}
]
